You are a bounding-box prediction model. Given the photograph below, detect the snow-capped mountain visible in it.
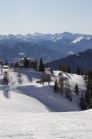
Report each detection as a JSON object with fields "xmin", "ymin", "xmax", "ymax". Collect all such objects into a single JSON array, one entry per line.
[
  {"xmin": 0, "ymin": 32, "xmax": 92, "ymax": 63},
  {"xmin": 48, "ymin": 48, "xmax": 92, "ymax": 72},
  {"xmin": 34, "ymin": 32, "xmax": 92, "ymax": 54}
]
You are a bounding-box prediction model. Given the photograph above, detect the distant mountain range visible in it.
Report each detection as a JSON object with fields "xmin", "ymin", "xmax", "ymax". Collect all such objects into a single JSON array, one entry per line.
[
  {"xmin": 48, "ymin": 48, "xmax": 92, "ymax": 72},
  {"xmin": 0, "ymin": 41, "xmax": 65, "ymax": 64},
  {"xmin": 0, "ymin": 32, "xmax": 92, "ymax": 63}
]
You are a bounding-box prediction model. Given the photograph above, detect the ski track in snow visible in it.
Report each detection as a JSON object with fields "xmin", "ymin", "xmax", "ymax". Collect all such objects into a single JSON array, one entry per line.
[{"xmin": 0, "ymin": 69, "xmax": 92, "ymax": 139}]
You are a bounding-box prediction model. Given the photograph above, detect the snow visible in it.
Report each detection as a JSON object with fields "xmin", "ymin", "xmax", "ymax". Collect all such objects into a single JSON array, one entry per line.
[
  {"xmin": 0, "ymin": 110, "xmax": 92, "ymax": 139},
  {"xmin": 3, "ymin": 65, "xmax": 9, "ymax": 68},
  {"xmin": 67, "ymin": 51, "xmax": 75, "ymax": 55},
  {"xmin": 18, "ymin": 53, "xmax": 25, "ymax": 56},
  {"xmin": 72, "ymin": 36, "xmax": 84, "ymax": 43},
  {"xmin": 0, "ymin": 69, "xmax": 92, "ymax": 139}
]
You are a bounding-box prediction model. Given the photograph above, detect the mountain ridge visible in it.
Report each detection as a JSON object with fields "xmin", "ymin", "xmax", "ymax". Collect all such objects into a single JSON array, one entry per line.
[
  {"xmin": 47, "ymin": 48, "xmax": 92, "ymax": 72},
  {"xmin": 0, "ymin": 31, "xmax": 92, "ymax": 63}
]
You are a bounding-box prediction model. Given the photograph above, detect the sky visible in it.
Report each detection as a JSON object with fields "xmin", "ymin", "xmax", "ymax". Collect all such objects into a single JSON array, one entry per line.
[{"xmin": 0, "ymin": 0, "xmax": 92, "ymax": 35}]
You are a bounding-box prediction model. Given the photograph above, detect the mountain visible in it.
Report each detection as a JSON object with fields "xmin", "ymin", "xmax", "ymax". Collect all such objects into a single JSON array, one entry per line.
[
  {"xmin": 35, "ymin": 32, "xmax": 92, "ymax": 54},
  {"xmin": 0, "ymin": 41, "xmax": 65, "ymax": 64},
  {"xmin": 0, "ymin": 32, "xmax": 92, "ymax": 63},
  {"xmin": 13, "ymin": 42, "xmax": 65, "ymax": 62},
  {"xmin": 47, "ymin": 48, "xmax": 92, "ymax": 72},
  {"xmin": 0, "ymin": 43, "xmax": 19, "ymax": 63}
]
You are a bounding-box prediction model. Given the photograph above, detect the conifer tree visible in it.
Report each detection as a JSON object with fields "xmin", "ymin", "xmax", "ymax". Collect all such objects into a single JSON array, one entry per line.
[
  {"xmin": 65, "ymin": 79, "xmax": 72, "ymax": 101},
  {"xmin": 66, "ymin": 66, "xmax": 71, "ymax": 73},
  {"xmin": 54, "ymin": 79, "xmax": 58, "ymax": 93},
  {"xmin": 59, "ymin": 64, "xmax": 66, "ymax": 72},
  {"xmin": 76, "ymin": 66, "xmax": 80, "ymax": 75},
  {"xmin": 80, "ymin": 69, "xmax": 83, "ymax": 75},
  {"xmin": 24, "ymin": 57, "xmax": 29, "ymax": 68},
  {"xmin": 58, "ymin": 72, "xmax": 64, "ymax": 94},
  {"xmin": 74, "ymin": 84, "xmax": 79, "ymax": 95},
  {"xmin": 80, "ymin": 92, "xmax": 87, "ymax": 110},
  {"xmin": 83, "ymin": 71, "xmax": 92, "ymax": 109},
  {"xmin": 85, "ymin": 87, "xmax": 90, "ymax": 107},
  {"xmin": 39, "ymin": 58, "xmax": 44, "ymax": 72},
  {"xmin": 76, "ymin": 66, "xmax": 83, "ymax": 75},
  {"xmin": 5, "ymin": 59, "xmax": 8, "ymax": 65}
]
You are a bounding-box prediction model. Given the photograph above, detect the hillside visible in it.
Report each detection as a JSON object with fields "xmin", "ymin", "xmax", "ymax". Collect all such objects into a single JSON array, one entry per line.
[
  {"xmin": 0, "ymin": 69, "xmax": 92, "ymax": 138},
  {"xmin": 0, "ymin": 69, "xmax": 82, "ymax": 112},
  {"xmin": 48, "ymin": 48, "xmax": 92, "ymax": 72},
  {"xmin": 0, "ymin": 42, "xmax": 65, "ymax": 63}
]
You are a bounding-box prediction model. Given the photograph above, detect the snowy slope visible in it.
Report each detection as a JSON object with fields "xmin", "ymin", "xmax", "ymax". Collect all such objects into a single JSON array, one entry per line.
[
  {"xmin": 0, "ymin": 110, "xmax": 92, "ymax": 139},
  {"xmin": 0, "ymin": 70, "xmax": 49, "ymax": 113},
  {"xmin": 0, "ymin": 69, "xmax": 92, "ymax": 139},
  {"xmin": 0, "ymin": 69, "xmax": 81, "ymax": 112}
]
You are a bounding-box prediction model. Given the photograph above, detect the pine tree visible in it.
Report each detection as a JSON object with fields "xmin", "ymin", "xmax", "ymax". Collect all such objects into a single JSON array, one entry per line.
[
  {"xmin": 59, "ymin": 64, "xmax": 66, "ymax": 72},
  {"xmin": 80, "ymin": 92, "xmax": 87, "ymax": 110},
  {"xmin": 34, "ymin": 58, "xmax": 38, "ymax": 70},
  {"xmin": 80, "ymin": 69, "xmax": 83, "ymax": 75},
  {"xmin": 76, "ymin": 66, "xmax": 83, "ymax": 75},
  {"xmin": 66, "ymin": 66, "xmax": 71, "ymax": 73},
  {"xmin": 85, "ymin": 87, "xmax": 90, "ymax": 106},
  {"xmin": 76, "ymin": 66, "xmax": 80, "ymax": 75},
  {"xmin": 39, "ymin": 58, "xmax": 44, "ymax": 72},
  {"xmin": 65, "ymin": 79, "xmax": 72, "ymax": 101},
  {"xmin": 74, "ymin": 84, "xmax": 79, "ymax": 95},
  {"xmin": 54, "ymin": 79, "xmax": 58, "ymax": 93},
  {"xmin": 83, "ymin": 70, "xmax": 92, "ymax": 109},
  {"xmin": 5, "ymin": 59, "xmax": 8, "ymax": 65},
  {"xmin": 24, "ymin": 57, "xmax": 29, "ymax": 68},
  {"xmin": 58, "ymin": 72, "xmax": 64, "ymax": 94}
]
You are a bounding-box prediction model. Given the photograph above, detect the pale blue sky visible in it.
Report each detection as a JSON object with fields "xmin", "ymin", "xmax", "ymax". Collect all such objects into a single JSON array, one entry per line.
[{"xmin": 0, "ymin": 0, "xmax": 92, "ymax": 35}]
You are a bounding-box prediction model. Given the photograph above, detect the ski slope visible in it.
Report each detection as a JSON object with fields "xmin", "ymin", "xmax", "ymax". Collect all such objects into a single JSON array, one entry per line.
[{"xmin": 0, "ymin": 69, "xmax": 92, "ymax": 139}]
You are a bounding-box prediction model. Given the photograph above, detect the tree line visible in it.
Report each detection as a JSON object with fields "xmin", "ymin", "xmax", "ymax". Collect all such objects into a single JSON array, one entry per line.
[
  {"xmin": 53, "ymin": 72, "xmax": 72, "ymax": 101},
  {"xmin": 59, "ymin": 64, "xmax": 84, "ymax": 75},
  {"xmin": 80, "ymin": 70, "xmax": 92, "ymax": 110}
]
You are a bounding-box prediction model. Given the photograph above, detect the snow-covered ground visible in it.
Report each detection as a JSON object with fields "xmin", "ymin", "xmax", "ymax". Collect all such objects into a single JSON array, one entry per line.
[{"xmin": 0, "ymin": 69, "xmax": 92, "ymax": 139}]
